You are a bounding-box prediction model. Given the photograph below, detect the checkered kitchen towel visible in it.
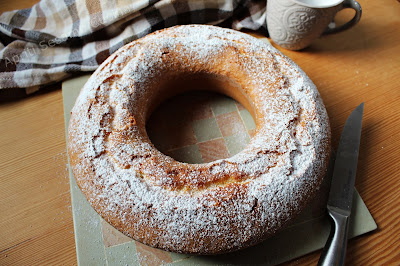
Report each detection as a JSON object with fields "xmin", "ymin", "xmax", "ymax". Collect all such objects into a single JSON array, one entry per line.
[{"xmin": 0, "ymin": 0, "xmax": 267, "ymax": 96}]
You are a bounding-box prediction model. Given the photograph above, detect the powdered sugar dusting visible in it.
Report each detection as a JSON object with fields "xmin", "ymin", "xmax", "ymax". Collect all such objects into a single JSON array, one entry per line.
[{"xmin": 68, "ymin": 25, "xmax": 331, "ymax": 254}]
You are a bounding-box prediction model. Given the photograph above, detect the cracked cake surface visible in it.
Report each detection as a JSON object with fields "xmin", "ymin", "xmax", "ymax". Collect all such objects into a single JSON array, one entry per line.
[{"xmin": 68, "ymin": 25, "xmax": 331, "ymax": 254}]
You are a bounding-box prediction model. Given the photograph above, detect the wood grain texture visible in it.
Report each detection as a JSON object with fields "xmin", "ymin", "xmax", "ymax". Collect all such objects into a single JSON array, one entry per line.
[
  {"xmin": 0, "ymin": 90, "xmax": 77, "ymax": 265},
  {"xmin": 0, "ymin": 0, "xmax": 38, "ymax": 13},
  {"xmin": 1, "ymin": 0, "xmax": 400, "ymax": 265},
  {"xmin": 278, "ymin": 0, "xmax": 400, "ymax": 265}
]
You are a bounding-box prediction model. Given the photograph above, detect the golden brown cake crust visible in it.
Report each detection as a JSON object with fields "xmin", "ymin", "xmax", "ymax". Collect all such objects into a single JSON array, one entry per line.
[{"xmin": 68, "ymin": 25, "xmax": 331, "ymax": 254}]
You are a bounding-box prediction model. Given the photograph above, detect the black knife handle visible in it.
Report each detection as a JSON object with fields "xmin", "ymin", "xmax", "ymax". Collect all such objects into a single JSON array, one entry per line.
[{"xmin": 318, "ymin": 206, "xmax": 350, "ymax": 266}]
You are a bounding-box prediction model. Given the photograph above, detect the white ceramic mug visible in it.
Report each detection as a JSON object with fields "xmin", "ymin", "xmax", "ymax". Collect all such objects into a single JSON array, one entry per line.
[{"xmin": 267, "ymin": 0, "xmax": 362, "ymax": 50}]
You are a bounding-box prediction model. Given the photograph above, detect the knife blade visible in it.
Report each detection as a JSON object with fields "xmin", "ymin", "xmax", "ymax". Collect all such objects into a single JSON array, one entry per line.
[{"xmin": 318, "ymin": 102, "xmax": 364, "ymax": 266}]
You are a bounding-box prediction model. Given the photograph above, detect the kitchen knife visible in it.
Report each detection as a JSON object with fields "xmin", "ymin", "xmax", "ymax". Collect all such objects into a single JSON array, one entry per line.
[{"xmin": 318, "ymin": 103, "xmax": 364, "ymax": 266}]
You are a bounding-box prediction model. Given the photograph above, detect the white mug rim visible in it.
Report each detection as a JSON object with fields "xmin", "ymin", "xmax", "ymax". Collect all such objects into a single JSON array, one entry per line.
[{"xmin": 291, "ymin": 0, "xmax": 344, "ymax": 8}]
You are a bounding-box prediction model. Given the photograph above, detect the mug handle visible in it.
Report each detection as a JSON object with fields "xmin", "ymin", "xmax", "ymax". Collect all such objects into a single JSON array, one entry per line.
[{"xmin": 324, "ymin": 0, "xmax": 362, "ymax": 34}]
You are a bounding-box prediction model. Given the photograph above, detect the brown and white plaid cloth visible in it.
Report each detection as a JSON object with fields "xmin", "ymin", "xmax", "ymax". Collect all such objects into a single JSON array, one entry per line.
[{"xmin": 0, "ymin": 0, "xmax": 267, "ymax": 96}]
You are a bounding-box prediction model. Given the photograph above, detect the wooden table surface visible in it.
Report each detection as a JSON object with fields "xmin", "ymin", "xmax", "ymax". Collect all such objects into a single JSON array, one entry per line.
[{"xmin": 1, "ymin": 0, "xmax": 399, "ymax": 265}]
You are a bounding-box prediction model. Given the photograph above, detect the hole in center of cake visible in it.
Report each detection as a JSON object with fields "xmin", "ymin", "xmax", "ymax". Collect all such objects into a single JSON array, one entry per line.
[{"xmin": 146, "ymin": 89, "xmax": 256, "ymax": 164}]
